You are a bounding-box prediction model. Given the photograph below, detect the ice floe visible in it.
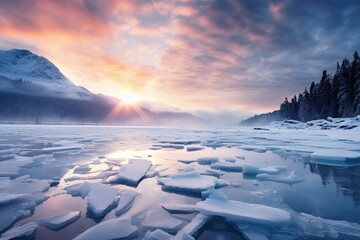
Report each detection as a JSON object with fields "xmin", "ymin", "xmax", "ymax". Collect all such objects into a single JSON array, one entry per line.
[
  {"xmin": 38, "ymin": 211, "xmax": 80, "ymax": 230},
  {"xmin": 210, "ymin": 161, "xmax": 243, "ymax": 172},
  {"xmin": 115, "ymin": 159, "xmax": 152, "ymax": 185},
  {"xmin": 158, "ymin": 171, "xmax": 228, "ymax": 193},
  {"xmin": 73, "ymin": 217, "xmax": 137, "ymax": 240},
  {"xmin": 256, "ymin": 171, "xmax": 303, "ymax": 184},
  {"xmin": 162, "ymin": 203, "xmax": 198, "ymax": 214},
  {"xmin": 243, "ymin": 165, "xmax": 287, "ymax": 175},
  {"xmin": 0, "ymin": 222, "xmax": 38, "ymax": 240},
  {"xmin": 311, "ymin": 149, "xmax": 360, "ymax": 161},
  {"xmin": 144, "ymin": 229, "xmax": 173, "ymax": 240},
  {"xmin": 115, "ymin": 190, "xmax": 138, "ymax": 216},
  {"xmin": 197, "ymin": 190, "xmax": 291, "ymax": 225},
  {"xmin": 85, "ymin": 183, "xmax": 120, "ymax": 217},
  {"xmin": 141, "ymin": 207, "xmax": 183, "ymax": 233}
]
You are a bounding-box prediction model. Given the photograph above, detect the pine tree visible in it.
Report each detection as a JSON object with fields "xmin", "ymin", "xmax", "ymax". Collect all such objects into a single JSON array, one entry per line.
[
  {"xmin": 337, "ymin": 59, "xmax": 353, "ymax": 117},
  {"xmin": 353, "ymin": 51, "xmax": 360, "ymax": 115}
]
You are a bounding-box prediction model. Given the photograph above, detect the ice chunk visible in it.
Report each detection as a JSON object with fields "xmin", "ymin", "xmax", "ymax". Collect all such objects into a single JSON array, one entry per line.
[
  {"xmin": 65, "ymin": 182, "xmax": 93, "ymax": 198},
  {"xmin": 115, "ymin": 190, "xmax": 138, "ymax": 216},
  {"xmin": 243, "ymin": 165, "xmax": 287, "ymax": 175},
  {"xmin": 293, "ymin": 212, "xmax": 360, "ymax": 239},
  {"xmin": 311, "ymin": 149, "xmax": 360, "ymax": 161},
  {"xmin": 141, "ymin": 207, "xmax": 183, "ymax": 233},
  {"xmin": 0, "ymin": 222, "xmax": 38, "ymax": 240},
  {"xmin": 73, "ymin": 217, "xmax": 137, "ymax": 240},
  {"xmin": 210, "ymin": 161, "xmax": 243, "ymax": 172},
  {"xmin": 197, "ymin": 157, "xmax": 218, "ymax": 165},
  {"xmin": 186, "ymin": 147, "xmax": 204, "ymax": 152},
  {"xmin": 162, "ymin": 203, "xmax": 198, "ymax": 213},
  {"xmin": 144, "ymin": 229, "xmax": 173, "ymax": 240},
  {"xmin": 256, "ymin": 171, "xmax": 303, "ymax": 184},
  {"xmin": 161, "ymin": 145, "xmax": 184, "ymax": 150},
  {"xmin": 196, "ymin": 190, "xmax": 291, "ymax": 225},
  {"xmin": 241, "ymin": 228, "xmax": 269, "ymax": 240},
  {"xmin": 178, "ymin": 159, "xmax": 197, "ymax": 164},
  {"xmin": 200, "ymin": 169, "xmax": 225, "ymax": 177},
  {"xmin": 174, "ymin": 213, "xmax": 210, "ymax": 240},
  {"xmin": 74, "ymin": 164, "xmax": 92, "ymax": 174},
  {"xmin": 86, "ymin": 183, "xmax": 120, "ymax": 217},
  {"xmin": 116, "ymin": 159, "xmax": 152, "ymax": 185},
  {"xmin": 38, "ymin": 211, "xmax": 80, "ymax": 230},
  {"xmin": 158, "ymin": 171, "xmax": 228, "ymax": 193},
  {"xmin": 0, "ymin": 193, "xmax": 28, "ymax": 205}
]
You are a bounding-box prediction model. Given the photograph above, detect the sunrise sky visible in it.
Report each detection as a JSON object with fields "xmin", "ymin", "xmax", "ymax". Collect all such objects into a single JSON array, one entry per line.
[{"xmin": 1, "ymin": 0, "xmax": 360, "ymax": 120}]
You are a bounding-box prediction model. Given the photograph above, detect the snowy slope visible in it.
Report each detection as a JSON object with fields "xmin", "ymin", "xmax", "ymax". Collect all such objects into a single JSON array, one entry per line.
[{"xmin": 0, "ymin": 49, "xmax": 93, "ymax": 99}]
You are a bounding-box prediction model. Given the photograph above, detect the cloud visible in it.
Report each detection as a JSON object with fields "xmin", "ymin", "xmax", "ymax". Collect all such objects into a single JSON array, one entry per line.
[{"xmin": 1, "ymin": 0, "xmax": 360, "ymax": 116}]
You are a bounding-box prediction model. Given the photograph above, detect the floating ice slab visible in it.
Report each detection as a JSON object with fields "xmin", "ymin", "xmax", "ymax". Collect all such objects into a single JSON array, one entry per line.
[
  {"xmin": 197, "ymin": 157, "xmax": 218, "ymax": 165},
  {"xmin": 86, "ymin": 183, "xmax": 120, "ymax": 217},
  {"xmin": 292, "ymin": 212, "xmax": 360, "ymax": 239},
  {"xmin": 0, "ymin": 193, "xmax": 28, "ymax": 205},
  {"xmin": 144, "ymin": 229, "xmax": 173, "ymax": 240},
  {"xmin": 38, "ymin": 211, "xmax": 80, "ymax": 230},
  {"xmin": 311, "ymin": 149, "xmax": 360, "ymax": 161},
  {"xmin": 0, "ymin": 222, "xmax": 38, "ymax": 240},
  {"xmin": 243, "ymin": 165, "xmax": 286, "ymax": 175},
  {"xmin": 197, "ymin": 190, "xmax": 291, "ymax": 225},
  {"xmin": 162, "ymin": 203, "xmax": 198, "ymax": 213},
  {"xmin": 186, "ymin": 147, "xmax": 204, "ymax": 152},
  {"xmin": 115, "ymin": 190, "xmax": 138, "ymax": 216},
  {"xmin": 178, "ymin": 159, "xmax": 197, "ymax": 164},
  {"xmin": 158, "ymin": 171, "xmax": 228, "ymax": 193},
  {"xmin": 210, "ymin": 161, "xmax": 243, "ymax": 172},
  {"xmin": 256, "ymin": 171, "xmax": 303, "ymax": 184},
  {"xmin": 73, "ymin": 217, "xmax": 137, "ymax": 240},
  {"xmin": 65, "ymin": 182, "xmax": 93, "ymax": 198},
  {"xmin": 200, "ymin": 169, "xmax": 225, "ymax": 177},
  {"xmin": 174, "ymin": 213, "xmax": 210, "ymax": 240},
  {"xmin": 141, "ymin": 207, "xmax": 183, "ymax": 233},
  {"xmin": 116, "ymin": 159, "xmax": 152, "ymax": 185}
]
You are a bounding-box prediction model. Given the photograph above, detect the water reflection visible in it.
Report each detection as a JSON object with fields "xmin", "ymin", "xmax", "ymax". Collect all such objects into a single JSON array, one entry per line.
[{"xmin": 308, "ymin": 163, "xmax": 360, "ymax": 206}]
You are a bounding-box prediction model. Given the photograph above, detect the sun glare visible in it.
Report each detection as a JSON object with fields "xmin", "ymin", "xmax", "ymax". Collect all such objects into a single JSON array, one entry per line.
[{"xmin": 121, "ymin": 92, "xmax": 141, "ymax": 105}]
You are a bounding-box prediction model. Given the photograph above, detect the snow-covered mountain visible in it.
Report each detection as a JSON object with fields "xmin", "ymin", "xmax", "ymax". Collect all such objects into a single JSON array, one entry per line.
[
  {"xmin": 0, "ymin": 49, "xmax": 202, "ymax": 125},
  {"xmin": 0, "ymin": 49, "xmax": 93, "ymax": 99}
]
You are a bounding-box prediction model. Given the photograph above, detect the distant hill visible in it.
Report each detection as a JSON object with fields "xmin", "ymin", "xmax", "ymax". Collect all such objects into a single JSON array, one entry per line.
[
  {"xmin": 0, "ymin": 49, "xmax": 202, "ymax": 125},
  {"xmin": 241, "ymin": 51, "xmax": 360, "ymax": 126}
]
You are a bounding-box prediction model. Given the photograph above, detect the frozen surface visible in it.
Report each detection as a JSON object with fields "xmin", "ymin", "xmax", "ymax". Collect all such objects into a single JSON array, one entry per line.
[
  {"xmin": 158, "ymin": 171, "xmax": 228, "ymax": 193},
  {"xmin": 116, "ymin": 159, "xmax": 152, "ymax": 185},
  {"xmin": 197, "ymin": 190, "xmax": 291, "ymax": 225},
  {"xmin": 38, "ymin": 211, "xmax": 80, "ymax": 230},
  {"xmin": 0, "ymin": 222, "xmax": 38, "ymax": 240},
  {"xmin": 0, "ymin": 124, "xmax": 360, "ymax": 240},
  {"xmin": 73, "ymin": 217, "xmax": 137, "ymax": 240}
]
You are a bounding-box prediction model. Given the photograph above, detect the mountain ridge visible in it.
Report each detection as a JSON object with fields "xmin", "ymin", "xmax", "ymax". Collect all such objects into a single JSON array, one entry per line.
[{"xmin": 0, "ymin": 49, "xmax": 203, "ymax": 126}]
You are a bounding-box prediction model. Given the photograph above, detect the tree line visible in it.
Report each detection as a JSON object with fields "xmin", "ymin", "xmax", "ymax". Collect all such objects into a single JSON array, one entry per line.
[{"xmin": 242, "ymin": 51, "xmax": 360, "ymax": 125}]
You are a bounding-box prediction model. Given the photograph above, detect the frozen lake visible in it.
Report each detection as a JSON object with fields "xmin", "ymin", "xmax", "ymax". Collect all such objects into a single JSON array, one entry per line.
[{"xmin": 1, "ymin": 125, "xmax": 360, "ymax": 240}]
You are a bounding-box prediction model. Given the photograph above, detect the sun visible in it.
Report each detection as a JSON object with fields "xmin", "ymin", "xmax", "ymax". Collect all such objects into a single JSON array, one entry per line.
[{"xmin": 121, "ymin": 92, "xmax": 141, "ymax": 105}]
